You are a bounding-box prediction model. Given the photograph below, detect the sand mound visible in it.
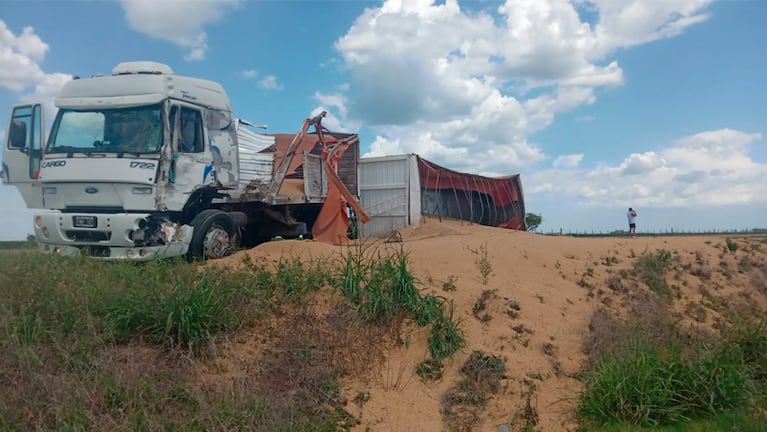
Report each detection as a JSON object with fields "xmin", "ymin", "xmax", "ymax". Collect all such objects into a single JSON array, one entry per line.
[{"xmin": 204, "ymin": 220, "xmax": 767, "ymax": 431}]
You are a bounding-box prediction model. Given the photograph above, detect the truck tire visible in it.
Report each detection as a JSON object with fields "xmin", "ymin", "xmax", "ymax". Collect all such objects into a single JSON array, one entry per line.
[{"xmin": 187, "ymin": 209, "xmax": 237, "ymax": 260}]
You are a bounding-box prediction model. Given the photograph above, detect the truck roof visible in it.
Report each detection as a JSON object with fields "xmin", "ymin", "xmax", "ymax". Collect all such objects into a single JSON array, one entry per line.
[{"xmin": 55, "ymin": 65, "xmax": 231, "ymax": 112}]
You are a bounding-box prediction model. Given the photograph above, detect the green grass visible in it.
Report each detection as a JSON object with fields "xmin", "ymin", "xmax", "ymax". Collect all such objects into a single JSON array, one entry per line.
[
  {"xmin": 0, "ymin": 240, "xmax": 36, "ymax": 250},
  {"xmin": 333, "ymin": 243, "xmax": 464, "ymax": 346},
  {"xmin": 726, "ymin": 238, "xmax": 740, "ymax": 253},
  {"xmin": 633, "ymin": 249, "xmax": 677, "ymax": 299},
  {"xmin": 579, "ymin": 346, "xmax": 753, "ymax": 426},
  {"xmin": 580, "ymin": 409, "xmax": 767, "ymax": 432},
  {"xmin": 428, "ymin": 301, "xmax": 465, "ymax": 361},
  {"xmin": 332, "ymin": 243, "xmax": 465, "ymax": 380},
  {"xmin": 579, "ymin": 314, "xmax": 767, "ymax": 430},
  {"xmin": 0, "ymin": 250, "xmax": 369, "ymax": 430},
  {"xmin": 271, "ymin": 254, "xmax": 331, "ymax": 302},
  {"xmin": 0, "ymin": 244, "xmax": 464, "ymax": 431},
  {"xmin": 103, "ymin": 270, "xmax": 240, "ymax": 348}
]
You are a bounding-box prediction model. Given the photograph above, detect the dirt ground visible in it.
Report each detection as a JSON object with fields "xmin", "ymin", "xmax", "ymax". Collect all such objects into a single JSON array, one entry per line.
[{"xmin": 211, "ymin": 217, "xmax": 767, "ymax": 432}]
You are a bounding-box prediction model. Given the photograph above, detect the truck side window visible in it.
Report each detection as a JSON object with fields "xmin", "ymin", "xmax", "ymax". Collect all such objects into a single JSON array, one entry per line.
[
  {"xmin": 170, "ymin": 106, "xmax": 203, "ymax": 153},
  {"xmin": 8, "ymin": 120, "xmax": 28, "ymax": 149}
]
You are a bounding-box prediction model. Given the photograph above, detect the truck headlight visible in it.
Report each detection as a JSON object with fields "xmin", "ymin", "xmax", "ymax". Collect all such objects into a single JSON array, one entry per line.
[{"xmin": 132, "ymin": 187, "xmax": 153, "ymax": 195}]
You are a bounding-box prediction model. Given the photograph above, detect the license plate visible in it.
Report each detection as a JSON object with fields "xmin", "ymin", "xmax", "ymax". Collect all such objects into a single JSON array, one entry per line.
[{"xmin": 73, "ymin": 216, "xmax": 97, "ymax": 228}]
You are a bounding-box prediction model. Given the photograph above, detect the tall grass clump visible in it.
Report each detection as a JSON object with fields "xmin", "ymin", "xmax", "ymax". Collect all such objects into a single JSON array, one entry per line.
[
  {"xmin": 721, "ymin": 318, "xmax": 767, "ymax": 383},
  {"xmin": 334, "ymin": 244, "xmax": 424, "ymax": 324},
  {"xmin": 353, "ymin": 248, "xmax": 420, "ymax": 324},
  {"xmin": 1, "ymin": 253, "xmax": 121, "ymax": 354},
  {"xmin": 104, "ymin": 271, "xmax": 238, "ymax": 349},
  {"xmin": 579, "ymin": 311, "xmax": 767, "ymax": 428},
  {"xmin": 579, "ymin": 346, "xmax": 752, "ymax": 427},
  {"xmin": 335, "ymin": 241, "xmax": 369, "ymax": 304},
  {"xmin": 726, "ymin": 238, "xmax": 740, "ymax": 253},
  {"xmin": 270, "ymin": 254, "xmax": 331, "ymax": 303},
  {"xmin": 427, "ymin": 300, "xmax": 465, "ymax": 361},
  {"xmin": 332, "ymin": 243, "xmax": 465, "ymax": 370},
  {"xmin": 633, "ymin": 249, "xmax": 675, "ymax": 298}
]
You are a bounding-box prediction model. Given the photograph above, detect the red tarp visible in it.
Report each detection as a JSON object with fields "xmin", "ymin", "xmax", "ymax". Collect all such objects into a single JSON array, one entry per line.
[{"xmin": 417, "ymin": 157, "xmax": 526, "ymax": 230}]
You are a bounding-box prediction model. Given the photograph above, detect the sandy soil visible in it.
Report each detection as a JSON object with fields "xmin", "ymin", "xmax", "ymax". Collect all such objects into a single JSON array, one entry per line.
[{"xmin": 209, "ymin": 217, "xmax": 767, "ymax": 432}]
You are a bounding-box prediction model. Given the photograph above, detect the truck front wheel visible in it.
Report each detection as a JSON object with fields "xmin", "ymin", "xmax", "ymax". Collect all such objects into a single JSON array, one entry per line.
[{"xmin": 188, "ymin": 209, "xmax": 237, "ymax": 260}]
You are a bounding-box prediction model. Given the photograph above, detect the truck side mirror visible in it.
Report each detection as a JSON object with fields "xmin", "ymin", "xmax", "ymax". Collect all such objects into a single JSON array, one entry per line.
[{"xmin": 8, "ymin": 120, "xmax": 28, "ymax": 149}]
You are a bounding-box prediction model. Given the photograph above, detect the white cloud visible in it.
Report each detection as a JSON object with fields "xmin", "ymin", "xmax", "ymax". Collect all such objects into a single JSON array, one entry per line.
[
  {"xmin": 0, "ymin": 20, "xmax": 72, "ymax": 120},
  {"xmin": 0, "ymin": 20, "xmax": 51, "ymax": 91},
  {"xmin": 588, "ymin": 0, "xmax": 711, "ymax": 58},
  {"xmin": 119, "ymin": 0, "xmax": 241, "ymax": 61},
  {"xmin": 366, "ymin": 135, "xmax": 406, "ymax": 157},
  {"xmin": 241, "ymin": 69, "xmax": 257, "ymax": 79},
  {"xmin": 257, "ymin": 75, "xmax": 283, "ymax": 90},
  {"xmin": 18, "ymin": 72, "xmax": 74, "ymax": 121},
  {"xmin": 618, "ymin": 151, "xmax": 665, "ymax": 176},
  {"xmin": 242, "ymin": 69, "xmax": 283, "ymax": 91},
  {"xmin": 528, "ymin": 129, "xmax": 766, "ymax": 208},
  {"xmin": 314, "ymin": 92, "xmax": 348, "ymax": 119},
  {"xmin": 309, "ymin": 107, "xmax": 347, "ymax": 134},
  {"xmin": 664, "ymin": 128, "xmax": 759, "ymax": 171},
  {"xmin": 552, "ymin": 154, "xmax": 583, "ymax": 169},
  {"xmin": 310, "ymin": 92, "xmax": 362, "ymax": 134},
  {"xmin": 335, "ymin": 0, "xmax": 710, "ymax": 174}
]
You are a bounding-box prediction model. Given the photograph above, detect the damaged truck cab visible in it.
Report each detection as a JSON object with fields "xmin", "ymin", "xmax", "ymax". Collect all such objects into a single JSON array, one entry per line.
[{"xmin": 1, "ymin": 61, "xmax": 354, "ymax": 260}]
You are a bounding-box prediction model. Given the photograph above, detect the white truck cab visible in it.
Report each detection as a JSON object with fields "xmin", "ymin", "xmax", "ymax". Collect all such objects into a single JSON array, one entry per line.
[{"xmin": 2, "ymin": 61, "xmax": 360, "ymax": 260}]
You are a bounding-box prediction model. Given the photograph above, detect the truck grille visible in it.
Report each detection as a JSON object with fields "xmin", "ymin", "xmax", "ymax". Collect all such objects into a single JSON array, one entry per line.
[{"xmin": 65, "ymin": 231, "xmax": 112, "ymax": 242}]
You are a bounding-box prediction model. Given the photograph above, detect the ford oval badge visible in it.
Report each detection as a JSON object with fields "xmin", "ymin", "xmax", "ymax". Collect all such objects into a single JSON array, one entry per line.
[{"xmin": 85, "ymin": 187, "xmax": 98, "ymax": 194}]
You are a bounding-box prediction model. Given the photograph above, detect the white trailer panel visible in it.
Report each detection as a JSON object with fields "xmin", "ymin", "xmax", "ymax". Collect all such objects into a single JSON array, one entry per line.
[
  {"xmin": 236, "ymin": 124, "xmax": 274, "ymax": 196},
  {"xmin": 358, "ymin": 154, "xmax": 421, "ymax": 238}
]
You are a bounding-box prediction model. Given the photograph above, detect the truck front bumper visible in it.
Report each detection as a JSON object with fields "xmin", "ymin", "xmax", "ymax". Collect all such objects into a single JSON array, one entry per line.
[{"xmin": 33, "ymin": 211, "xmax": 193, "ymax": 260}]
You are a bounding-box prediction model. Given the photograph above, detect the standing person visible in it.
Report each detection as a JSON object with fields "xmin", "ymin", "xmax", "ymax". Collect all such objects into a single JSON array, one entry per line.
[{"xmin": 627, "ymin": 207, "xmax": 638, "ymax": 237}]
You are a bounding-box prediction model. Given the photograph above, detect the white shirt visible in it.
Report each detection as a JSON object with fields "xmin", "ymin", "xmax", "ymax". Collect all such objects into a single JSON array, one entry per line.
[{"xmin": 627, "ymin": 210, "xmax": 637, "ymax": 224}]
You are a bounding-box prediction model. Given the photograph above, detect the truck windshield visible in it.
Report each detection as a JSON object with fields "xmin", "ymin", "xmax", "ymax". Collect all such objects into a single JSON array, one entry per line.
[{"xmin": 47, "ymin": 104, "xmax": 163, "ymax": 154}]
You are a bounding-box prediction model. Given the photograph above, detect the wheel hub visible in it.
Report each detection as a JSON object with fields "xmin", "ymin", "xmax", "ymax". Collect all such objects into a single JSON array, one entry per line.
[{"xmin": 203, "ymin": 226, "xmax": 231, "ymax": 259}]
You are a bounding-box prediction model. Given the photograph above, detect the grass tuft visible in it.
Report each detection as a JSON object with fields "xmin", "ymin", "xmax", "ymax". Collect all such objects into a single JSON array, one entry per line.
[
  {"xmin": 441, "ymin": 351, "xmax": 506, "ymax": 431},
  {"xmin": 579, "ymin": 306, "xmax": 767, "ymax": 429},
  {"xmin": 332, "ymin": 243, "xmax": 465, "ymax": 372},
  {"xmin": 633, "ymin": 249, "xmax": 677, "ymax": 299}
]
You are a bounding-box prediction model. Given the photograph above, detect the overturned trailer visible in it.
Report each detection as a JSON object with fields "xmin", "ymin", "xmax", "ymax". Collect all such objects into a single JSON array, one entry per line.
[{"xmin": 358, "ymin": 154, "xmax": 526, "ymax": 237}]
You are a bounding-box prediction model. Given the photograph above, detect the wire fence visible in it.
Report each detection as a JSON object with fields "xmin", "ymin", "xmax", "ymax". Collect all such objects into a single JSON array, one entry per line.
[{"xmin": 542, "ymin": 228, "xmax": 767, "ymax": 238}]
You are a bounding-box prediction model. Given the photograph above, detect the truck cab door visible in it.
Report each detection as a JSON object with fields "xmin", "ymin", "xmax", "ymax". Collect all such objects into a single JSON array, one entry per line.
[
  {"xmin": 162, "ymin": 103, "xmax": 209, "ymax": 210},
  {"xmin": 1, "ymin": 104, "xmax": 45, "ymax": 208}
]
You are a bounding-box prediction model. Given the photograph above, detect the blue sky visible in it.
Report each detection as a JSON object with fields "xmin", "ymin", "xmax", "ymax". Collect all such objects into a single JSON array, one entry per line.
[{"xmin": 1, "ymin": 0, "xmax": 765, "ymax": 239}]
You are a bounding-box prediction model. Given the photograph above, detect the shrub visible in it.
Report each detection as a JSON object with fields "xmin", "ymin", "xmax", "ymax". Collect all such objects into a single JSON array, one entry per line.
[
  {"xmin": 442, "ymin": 275, "xmax": 458, "ymax": 291},
  {"xmin": 332, "ymin": 244, "xmax": 465, "ymax": 366},
  {"xmin": 579, "ymin": 310, "xmax": 766, "ymax": 428},
  {"xmin": 104, "ymin": 271, "xmax": 238, "ymax": 349},
  {"xmin": 441, "ymin": 351, "xmax": 506, "ymax": 431},
  {"xmin": 472, "ymin": 289, "xmax": 495, "ymax": 322},
  {"xmin": 579, "ymin": 345, "xmax": 753, "ymax": 427},
  {"xmin": 428, "ymin": 301, "xmax": 465, "ymax": 361},
  {"xmin": 272, "ymin": 254, "xmax": 330, "ymax": 302},
  {"xmin": 634, "ymin": 249, "xmax": 675, "ymax": 298}
]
